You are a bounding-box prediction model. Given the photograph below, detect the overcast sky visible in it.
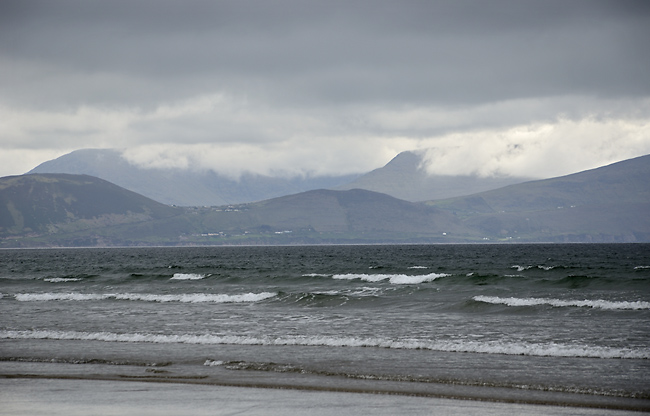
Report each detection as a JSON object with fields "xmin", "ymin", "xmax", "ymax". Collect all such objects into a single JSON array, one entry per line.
[{"xmin": 1, "ymin": 0, "xmax": 649, "ymax": 179}]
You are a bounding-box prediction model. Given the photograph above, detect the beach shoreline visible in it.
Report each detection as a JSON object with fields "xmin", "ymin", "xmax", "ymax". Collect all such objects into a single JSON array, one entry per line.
[
  {"xmin": 2, "ymin": 245, "xmax": 649, "ymax": 415},
  {"xmin": 1, "ymin": 376, "xmax": 647, "ymax": 416},
  {"xmin": 1, "ymin": 360, "xmax": 649, "ymax": 413}
]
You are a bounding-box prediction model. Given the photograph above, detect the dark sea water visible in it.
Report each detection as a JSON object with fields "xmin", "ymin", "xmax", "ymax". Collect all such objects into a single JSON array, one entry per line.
[{"xmin": 1, "ymin": 244, "xmax": 649, "ymax": 411}]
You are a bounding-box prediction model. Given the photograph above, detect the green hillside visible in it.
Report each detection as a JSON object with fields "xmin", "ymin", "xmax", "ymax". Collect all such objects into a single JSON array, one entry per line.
[
  {"xmin": 428, "ymin": 155, "xmax": 650, "ymax": 242},
  {"xmin": 0, "ymin": 174, "xmax": 181, "ymax": 244},
  {"xmin": 187, "ymin": 189, "xmax": 468, "ymax": 243}
]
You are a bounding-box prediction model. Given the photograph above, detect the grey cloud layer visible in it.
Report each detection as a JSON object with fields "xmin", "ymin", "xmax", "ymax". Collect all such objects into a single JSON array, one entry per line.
[
  {"xmin": 1, "ymin": 0, "xmax": 649, "ymax": 179},
  {"xmin": 2, "ymin": 0, "xmax": 649, "ymax": 109}
]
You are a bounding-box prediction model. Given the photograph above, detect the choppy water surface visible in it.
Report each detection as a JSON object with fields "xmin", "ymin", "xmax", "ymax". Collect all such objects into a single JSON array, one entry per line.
[{"xmin": 1, "ymin": 244, "xmax": 649, "ymax": 408}]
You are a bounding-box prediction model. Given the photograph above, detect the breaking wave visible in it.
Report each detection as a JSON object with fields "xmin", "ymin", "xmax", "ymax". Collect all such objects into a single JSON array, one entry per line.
[
  {"xmin": 511, "ymin": 265, "xmax": 558, "ymax": 272},
  {"xmin": 13, "ymin": 292, "xmax": 277, "ymax": 303},
  {"xmin": 332, "ymin": 272, "xmax": 449, "ymax": 285},
  {"xmin": 473, "ymin": 295, "xmax": 650, "ymax": 310},
  {"xmin": 1, "ymin": 330, "xmax": 647, "ymax": 359},
  {"xmin": 171, "ymin": 273, "xmax": 207, "ymax": 280}
]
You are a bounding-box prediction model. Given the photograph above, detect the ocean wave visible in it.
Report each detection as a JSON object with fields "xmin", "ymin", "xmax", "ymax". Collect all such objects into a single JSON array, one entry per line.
[
  {"xmin": 286, "ymin": 287, "xmax": 385, "ymax": 305},
  {"xmin": 311, "ymin": 287, "xmax": 382, "ymax": 297},
  {"xmin": 511, "ymin": 265, "xmax": 557, "ymax": 272},
  {"xmin": 2, "ymin": 330, "xmax": 647, "ymax": 359},
  {"xmin": 16, "ymin": 293, "xmax": 107, "ymax": 301},
  {"xmin": 332, "ymin": 272, "xmax": 449, "ymax": 284},
  {"xmin": 635, "ymin": 266, "xmax": 650, "ymax": 270},
  {"xmin": 43, "ymin": 277, "xmax": 84, "ymax": 283},
  {"xmin": 512, "ymin": 265, "xmax": 532, "ymax": 272},
  {"xmin": 473, "ymin": 295, "xmax": 650, "ymax": 310},
  {"xmin": 13, "ymin": 292, "xmax": 277, "ymax": 303},
  {"xmin": 171, "ymin": 273, "xmax": 207, "ymax": 280}
]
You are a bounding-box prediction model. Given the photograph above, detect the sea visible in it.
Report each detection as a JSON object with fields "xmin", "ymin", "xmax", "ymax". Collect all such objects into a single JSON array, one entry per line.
[{"xmin": 1, "ymin": 244, "xmax": 649, "ymax": 411}]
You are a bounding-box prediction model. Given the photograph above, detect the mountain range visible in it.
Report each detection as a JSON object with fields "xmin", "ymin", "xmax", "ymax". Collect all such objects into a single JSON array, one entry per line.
[
  {"xmin": 28, "ymin": 148, "xmax": 530, "ymax": 205},
  {"xmin": 28, "ymin": 149, "xmax": 360, "ymax": 206},
  {"xmin": 336, "ymin": 150, "xmax": 530, "ymax": 201},
  {"xmin": 2, "ymin": 154, "xmax": 649, "ymax": 246}
]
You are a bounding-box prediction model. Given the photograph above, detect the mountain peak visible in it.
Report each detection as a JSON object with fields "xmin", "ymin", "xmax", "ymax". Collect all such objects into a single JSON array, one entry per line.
[
  {"xmin": 337, "ymin": 150, "xmax": 530, "ymax": 202},
  {"xmin": 28, "ymin": 148, "xmax": 360, "ymax": 206}
]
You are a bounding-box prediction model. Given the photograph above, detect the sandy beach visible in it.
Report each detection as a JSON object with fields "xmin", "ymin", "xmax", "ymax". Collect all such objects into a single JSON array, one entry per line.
[{"xmin": 0, "ymin": 377, "xmax": 642, "ymax": 416}]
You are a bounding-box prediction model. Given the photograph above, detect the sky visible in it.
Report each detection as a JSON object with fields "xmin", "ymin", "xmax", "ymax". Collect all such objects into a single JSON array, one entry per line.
[{"xmin": 1, "ymin": 0, "xmax": 649, "ymax": 179}]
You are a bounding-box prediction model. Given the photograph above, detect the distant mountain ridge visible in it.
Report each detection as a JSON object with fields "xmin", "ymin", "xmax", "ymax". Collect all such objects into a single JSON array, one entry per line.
[
  {"xmin": 429, "ymin": 154, "xmax": 650, "ymax": 242},
  {"xmin": 28, "ymin": 149, "xmax": 360, "ymax": 206},
  {"xmin": 241, "ymin": 188, "xmax": 466, "ymax": 236},
  {"xmin": 3, "ymin": 153, "xmax": 649, "ymax": 246},
  {"xmin": 29, "ymin": 148, "xmax": 531, "ymax": 206},
  {"xmin": 0, "ymin": 175, "xmax": 466, "ymax": 246},
  {"xmin": 337, "ymin": 151, "xmax": 531, "ymax": 201}
]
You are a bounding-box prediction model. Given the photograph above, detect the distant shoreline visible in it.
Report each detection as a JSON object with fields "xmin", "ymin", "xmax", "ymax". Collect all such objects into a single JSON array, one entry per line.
[{"xmin": 2, "ymin": 241, "xmax": 650, "ymax": 250}]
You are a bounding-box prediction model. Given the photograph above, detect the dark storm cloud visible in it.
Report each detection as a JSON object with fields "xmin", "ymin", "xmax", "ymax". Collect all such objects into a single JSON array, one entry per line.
[{"xmin": 2, "ymin": 0, "xmax": 649, "ymax": 109}]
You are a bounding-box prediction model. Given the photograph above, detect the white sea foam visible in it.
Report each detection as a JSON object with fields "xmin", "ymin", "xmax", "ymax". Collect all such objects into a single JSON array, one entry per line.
[
  {"xmin": 408, "ymin": 266, "xmax": 428, "ymax": 269},
  {"xmin": 511, "ymin": 265, "xmax": 556, "ymax": 272},
  {"xmin": 332, "ymin": 272, "xmax": 448, "ymax": 284},
  {"xmin": 15, "ymin": 293, "xmax": 108, "ymax": 301},
  {"xmin": 634, "ymin": 266, "xmax": 650, "ymax": 270},
  {"xmin": 204, "ymin": 359, "xmax": 224, "ymax": 366},
  {"xmin": 312, "ymin": 287, "xmax": 383, "ymax": 297},
  {"xmin": 2, "ymin": 330, "xmax": 647, "ymax": 359},
  {"xmin": 14, "ymin": 292, "xmax": 277, "ymax": 303},
  {"xmin": 473, "ymin": 295, "xmax": 650, "ymax": 310},
  {"xmin": 352, "ymin": 287, "xmax": 384, "ymax": 296},
  {"xmin": 302, "ymin": 273, "xmax": 331, "ymax": 277},
  {"xmin": 115, "ymin": 293, "xmax": 277, "ymax": 303},
  {"xmin": 171, "ymin": 273, "xmax": 207, "ymax": 280},
  {"xmin": 311, "ymin": 290, "xmax": 340, "ymax": 295},
  {"xmin": 43, "ymin": 277, "xmax": 84, "ymax": 283}
]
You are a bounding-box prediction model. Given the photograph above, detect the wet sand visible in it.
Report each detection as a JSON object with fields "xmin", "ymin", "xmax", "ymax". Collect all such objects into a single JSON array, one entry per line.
[
  {"xmin": 2, "ymin": 357, "xmax": 649, "ymax": 413},
  {"xmin": 0, "ymin": 378, "xmax": 643, "ymax": 416}
]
